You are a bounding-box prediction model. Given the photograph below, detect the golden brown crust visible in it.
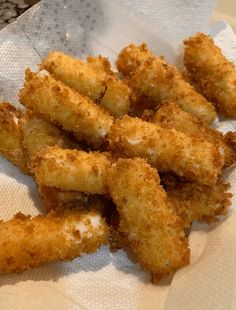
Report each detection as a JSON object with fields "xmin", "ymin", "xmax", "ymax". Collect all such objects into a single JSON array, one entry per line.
[
  {"xmin": 153, "ymin": 101, "xmax": 235, "ymax": 167},
  {"xmin": 128, "ymin": 56, "xmax": 216, "ymax": 124},
  {"xmin": 116, "ymin": 43, "xmax": 153, "ymax": 77},
  {"xmin": 41, "ymin": 52, "xmax": 132, "ymax": 118},
  {"xmin": 38, "ymin": 184, "xmax": 108, "ymax": 214},
  {"xmin": 0, "ymin": 210, "xmax": 108, "ymax": 273},
  {"xmin": 19, "ymin": 69, "xmax": 114, "ymax": 148},
  {"xmin": 20, "ymin": 111, "xmax": 68, "ymax": 166},
  {"xmin": 117, "ymin": 43, "xmax": 216, "ymax": 123},
  {"xmin": 184, "ymin": 32, "xmax": 236, "ymax": 118},
  {"xmin": 108, "ymin": 206, "xmax": 129, "ymax": 251},
  {"xmin": 108, "ymin": 115, "xmax": 224, "ymax": 186},
  {"xmin": 41, "ymin": 52, "xmax": 107, "ymax": 101},
  {"xmin": 108, "ymin": 158, "xmax": 189, "ymax": 279},
  {"xmin": 0, "ymin": 102, "xmax": 28, "ymax": 172},
  {"xmin": 161, "ymin": 175, "xmax": 232, "ymax": 226},
  {"xmin": 100, "ymin": 76, "xmax": 132, "ymax": 118},
  {"xmin": 32, "ymin": 146, "xmax": 111, "ymax": 194}
]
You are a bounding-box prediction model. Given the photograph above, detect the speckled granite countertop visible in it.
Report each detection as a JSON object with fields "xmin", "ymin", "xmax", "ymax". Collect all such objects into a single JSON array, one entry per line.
[{"xmin": 0, "ymin": 0, "xmax": 39, "ymax": 30}]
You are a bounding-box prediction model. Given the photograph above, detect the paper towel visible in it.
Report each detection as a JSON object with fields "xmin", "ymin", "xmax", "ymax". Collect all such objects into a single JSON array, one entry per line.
[{"xmin": 1, "ymin": 0, "xmax": 236, "ymax": 309}]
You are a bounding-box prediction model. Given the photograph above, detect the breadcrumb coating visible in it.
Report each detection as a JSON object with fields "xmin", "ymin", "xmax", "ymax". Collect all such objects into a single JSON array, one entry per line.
[
  {"xmin": 38, "ymin": 185, "xmax": 91, "ymax": 213},
  {"xmin": 19, "ymin": 69, "xmax": 114, "ymax": 148},
  {"xmin": 108, "ymin": 158, "xmax": 189, "ymax": 280},
  {"xmin": 108, "ymin": 115, "xmax": 224, "ymax": 186},
  {"xmin": 20, "ymin": 111, "xmax": 68, "ymax": 166},
  {"xmin": 128, "ymin": 56, "xmax": 216, "ymax": 124},
  {"xmin": 153, "ymin": 102, "xmax": 236, "ymax": 167},
  {"xmin": 41, "ymin": 52, "xmax": 107, "ymax": 101},
  {"xmin": 184, "ymin": 32, "xmax": 236, "ymax": 118},
  {"xmin": 116, "ymin": 43, "xmax": 153, "ymax": 77},
  {"xmin": 32, "ymin": 147, "xmax": 111, "ymax": 194},
  {"xmin": 161, "ymin": 175, "xmax": 232, "ymax": 226},
  {"xmin": 109, "ymin": 208, "xmax": 129, "ymax": 251},
  {"xmin": 100, "ymin": 76, "xmax": 132, "ymax": 118},
  {"xmin": 168, "ymin": 181, "xmax": 232, "ymax": 226},
  {"xmin": 41, "ymin": 52, "xmax": 131, "ymax": 118},
  {"xmin": 0, "ymin": 210, "xmax": 108, "ymax": 273},
  {"xmin": 117, "ymin": 43, "xmax": 216, "ymax": 123},
  {"xmin": 38, "ymin": 184, "xmax": 108, "ymax": 214},
  {"xmin": 0, "ymin": 102, "xmax": 28, "ymax": 172}
]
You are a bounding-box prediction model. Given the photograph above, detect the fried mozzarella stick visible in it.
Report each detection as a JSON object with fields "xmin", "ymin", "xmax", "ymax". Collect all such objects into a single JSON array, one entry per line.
[
  {"xmin": 0, "ymin": 210, "xmax": 108, "ymax": 273},
  {"xmin": 32, "ymin": 147, "xmax": 110, "ymax": 194},
  {"xmin": 117, "ymin": 44, "xmax": 216, "ymax": 124},
  {"xmin": 41, "ymin": 52, "xmax": 132, "ymax": 118},
  {"xmin": 153, "ymin": 102, "xmax": 236, "ymax": 167},
  {"xmin": 116, "ymin": 43, "xmax": 153, "ymax": 76},
  {"xmin": 19, "ymin": 69, "xmax": 114, "ymax": 148},
  {"xmin": 108, "ymin": 158, "xmax": 189, "ymax": 280},
  {"xmin": 0, "ymin": 102, "xmax": 28, "ymax": 172},
  {"xmin": 184, "ymin": 32, "xmax": 236, "ymax": 118},
  {"xmin": 20, "ymin": 111, "xmax": 70, "ymax": 166},
  {"xmin": 38, "ymin": 185, "xmax": 109, "ymax": 213},
  {"xmin": 168, "ymin": 181, "xmax": 232, "ymax": 226},
  {"xmin": 108, "ymin": 116, "xmax": 224, "ymax": 186}
]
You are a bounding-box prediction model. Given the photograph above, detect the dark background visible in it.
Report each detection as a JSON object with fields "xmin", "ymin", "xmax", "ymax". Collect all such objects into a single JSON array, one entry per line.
[{"xmin": 0, "ymin": 0, "xmax": 39, "ymax": 30}]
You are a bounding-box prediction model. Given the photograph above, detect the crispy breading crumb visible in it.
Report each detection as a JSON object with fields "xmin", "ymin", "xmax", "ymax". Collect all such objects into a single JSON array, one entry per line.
[
  {"xmin": 108, "ymin": 115, "xmax": 224, "ymax": 186},
  {"xmin": 108, "ymin": 158, "xmax": 190, "ymax": 280},
  {"xmin": 0, "ymin": 210, "xmax": 108, "ymax": 273},
  {"xmin": 184, "ymin": 32, "xmax": 236, "ymax": 118}
]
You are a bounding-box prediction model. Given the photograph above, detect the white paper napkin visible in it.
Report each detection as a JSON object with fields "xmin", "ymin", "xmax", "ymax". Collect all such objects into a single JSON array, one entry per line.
[{"xmin": 2, "ymin": 1, "xmax": 236, "ymax": 309}]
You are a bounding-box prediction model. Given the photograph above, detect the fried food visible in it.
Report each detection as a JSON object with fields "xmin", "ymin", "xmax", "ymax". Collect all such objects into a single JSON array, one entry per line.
[
  {"xmin": 38, "ymin": 185, "xmax": 91, "ymax": 213},
  {"xmin": 153, "ymin": 102, "xmax": 236, "ymax": 167},
  {"xmin": 108, "ymin": 115, "xmax": 224, "ymax": 186},
  {"xmin": 169, "ymin": 181, "xmax": 232, "ymax": 226},
  {"xmin": 184, "ymin": 32, "xmax": 236, "ymax": 118},
  {"xmin": 0, "ymin": 210, "xmax": 108, "ymax": 273},
  {"xmin": 38, "ymin": 184, "xmax": 108, "ymax": 213},
  {"xmin": 19, "ymin": 69, "xmax": 114, "ymax": 148},
  {"xmin": 117, "ymin": 43, "xmax": 216, "ymax": 124},
  {"xmin": 108, "ymin": 158, "xmax": 190, "ymax": 280},
  {"xmin": 109, "ymin": 207, "xmax": 129, "ymax": 251},
  {"xmin": 116, "ymin": 43, "xmax": 153, "ymax": 77},
  {"xmin": 0, "ymin": 102, "xmax": 28, "ymax": 172},
  {"xmin": 32, "ymin": 147, "xmax": 111, "ymax": 194},
  {"xmin": 41, "ymin": 52, "xmax": 132, "ymax": 118},
  {"xmin": 41, "ymin": 52, "xmax": 107, "ymax": 101},
  {"xmin": 20, "ymin": 111, "xmax": 69, "ymax": 164},
  {"xmin": 161, "ymin": 175, "xmax": 232, "ymax": 226},
  {"xmin": 99, "ymin": 76, "xmax": 132, "ymax": 118}
]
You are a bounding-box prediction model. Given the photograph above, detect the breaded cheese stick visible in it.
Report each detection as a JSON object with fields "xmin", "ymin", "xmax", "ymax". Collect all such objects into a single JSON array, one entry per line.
[
  {"xmin": 41, "ymin": 52, "xmax": 132, "ymax": 117},
  {"xmin": 108, "ymin": 115, "xmax": 224, "ymax": 186},
  {"xmin": 117, "ymin": 43, "xmax": 216, "ymax": 123},
  {"xmin": 32, "ymin": 147, "xmax": 110, "ymax": 194},
  {"xmin": 38, "ymin": 185, "xmax": 91, "ymax": 213},
  {"xmin": 108, "ymin": 158, "xmax": 189, "ymax": 280},
  {"xmin": 20, "ymin": 111, "xmax": 68, "ymax": 163},
  {"xmin": 41, "ymin": 52, "xmax": 107, "ymax": 101},
  {"xmin": 87, "ymin": 55, "xmax": 113, "ymax": 74},
  {"xmin": 0, "ymin": 210, "xmax": 108, "ymax": 273},
  {"xmin": 129, "ymin": 56, "xmax": 216, "ymax": 124},
  {"xmin": 99, "ymin": 76, "xmax": 132, "ymax": 118},
  {"xmin": 19, "ymin": 69, "xmax": 114, "ymax": 148},
  {"xmin": 167, "ymin": 180, "xmax": 232, "ymax": 226},
  {"xmin": 184, "ymin": 32, "xmax": 236, "ymax": 118},
  {"xmin": 38, "ymin": 184, "xmax": 108, "ymax": 213},
  {"xmin": 0, "ymin": 102, "xmax": 28, "ymax": 172},
  {"xmin": 153, "ymin": 102, "xmax": 236, "ymax": 167},
  {"xmin": 116, "ymin": 43, "xmax": 153, "ymax": 76}
]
